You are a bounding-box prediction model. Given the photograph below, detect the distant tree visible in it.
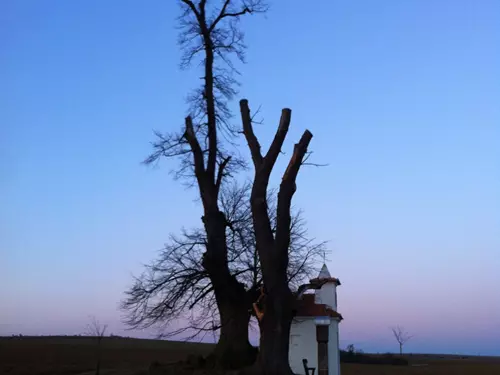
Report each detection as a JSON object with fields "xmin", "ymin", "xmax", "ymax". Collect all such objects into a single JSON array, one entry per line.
[
  {"xmin": 346, "ymin": 344, "xmax": 355, "ymax": 354},
  {"xmin": 121, "ymin": 182, "xmax": 325, "ymax": 341},
  {"xmin": 85, "ymin": 316, "xmax": 108, "ymax": 375},
  {"xmin": 391, "ymin": 325, "xmax": 413, "ymax": 355}
]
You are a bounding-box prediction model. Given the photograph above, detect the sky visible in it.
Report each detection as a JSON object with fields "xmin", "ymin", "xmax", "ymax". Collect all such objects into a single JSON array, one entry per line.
[{"xmin": 1, "ymin": 0, "xmax": 499, "ymax": 356}]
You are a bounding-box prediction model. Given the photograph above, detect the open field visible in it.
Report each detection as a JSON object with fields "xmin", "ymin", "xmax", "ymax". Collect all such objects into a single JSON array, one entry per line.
[{"xmin": 1, "ymin": 336, "xmax": 499, "ymax": 375}]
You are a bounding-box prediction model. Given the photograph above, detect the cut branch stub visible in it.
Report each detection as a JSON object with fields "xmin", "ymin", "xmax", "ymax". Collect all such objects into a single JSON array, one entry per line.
[
  {"xmin": 282, "ymin": 130, "xmax": 313, "ymax": 183},
  {"xmin": 263, "ymin": 108, "xmax": 292, "ymax": 174},
  {"xmin": 240, "ymin": 99, "xmax": 263, "ymax": 167},
  {"xmin": 240, "ymin": 98, "xmax": 294, "ymax": 179},
  {"xmin": 275, "ymin": 130, "xmax": 313, "ymax": 258},
  {"xmin": 183, "ymin": 116, "xmax": 206, "ymax": 177}
]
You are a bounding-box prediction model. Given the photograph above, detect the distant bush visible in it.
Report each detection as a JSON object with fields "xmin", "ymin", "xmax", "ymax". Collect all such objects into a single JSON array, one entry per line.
[{"xmin": 340, "ymin": 345, "xmax": 408, "ymax": 366}]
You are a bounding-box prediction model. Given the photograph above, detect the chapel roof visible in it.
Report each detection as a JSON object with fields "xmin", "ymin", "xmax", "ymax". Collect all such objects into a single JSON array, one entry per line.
[
  {"xmin": 294, "ymin": 294, "xmax": 343, "ymax": 320},
  {"xmin": 310, "ymin": 264, "xmax": 341, "ymax": 286},
  {"xmin": 318, "ymin": 264, "xmax": 331, "ymax": 278}
]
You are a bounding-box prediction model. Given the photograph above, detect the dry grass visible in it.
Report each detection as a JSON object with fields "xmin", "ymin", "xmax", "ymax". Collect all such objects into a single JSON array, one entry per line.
[
  {"xmin": 1, "ymin": 336, "xmax": 499, "ymax": 375},
  {"xmin": 342, "ymin": 355, "xmax": 500, "ymax": 375},
  {"xmin": 0, "ymin": 336, "xmax": 213, "ymax": 375}
]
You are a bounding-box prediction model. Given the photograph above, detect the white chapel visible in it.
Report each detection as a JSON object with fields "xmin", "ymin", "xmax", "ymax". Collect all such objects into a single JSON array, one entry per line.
[{"xmin": 289, "ymin": 264, "xmax": 343, "ymax": 375}]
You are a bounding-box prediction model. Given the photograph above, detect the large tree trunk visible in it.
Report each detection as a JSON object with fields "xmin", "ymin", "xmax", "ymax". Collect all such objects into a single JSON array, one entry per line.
[
  {"xmin": 214, "ymin": 296, "xmax": 257, "ymax": 368},
  {"xmin": 203, "ymin": 210, "xmax": 256, "ymax": 368},
  {"xmin": 255, "ymin": 283, "xmax": 294, "ymax": 375}
]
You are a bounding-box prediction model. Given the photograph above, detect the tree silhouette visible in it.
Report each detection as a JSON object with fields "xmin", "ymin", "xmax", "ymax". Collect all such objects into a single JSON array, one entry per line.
[
  {"xmin": 140, "ymin": 1, "xmax": 269, "ymax": 367},
  {"xmin": 391, "ymin": 325, "xmax": 413, "ymax": 355},
  {"xmin": 85, "ymin": 316, "xmax": 108, "ymax": 375},
  {"xmin": 241, "ymin": 99, "xmax": 315, "ymax": 374}
]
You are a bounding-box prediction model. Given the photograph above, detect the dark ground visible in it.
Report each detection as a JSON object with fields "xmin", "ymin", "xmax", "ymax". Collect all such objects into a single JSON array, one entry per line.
[{"xmin": 1, "ymin": 336, "xmax": 499, "ymax": 375}]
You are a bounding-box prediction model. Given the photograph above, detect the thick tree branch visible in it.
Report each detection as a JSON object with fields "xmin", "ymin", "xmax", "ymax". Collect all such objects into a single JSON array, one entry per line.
[
  {"xmin": 181, "ymin": 0, "xmax": 218, "ymax": 187},
  {"xmin": 210, "ymin": 0, "xmax": 267, "ymax": 32},
  {"xmin": 215, "ymin": 156, "xmax": 232, "ymax": 195},
  {"xmin": 183, "ymin": 116, "xmax": 207, "ymax": 192},
  {"xmin": 210, "ymin": 0, "xmax": 232, "ymax": 31},
  {"xmin": 210, "ymin": 1, "xmax": 251, "ymax": 31},
  {"xmin": 181, "ymin": 0, "xmax": 201, "ymax": 18},
  {"xmin": 281, "ymin": 131, "xmax": 313, "ymax": 185},
  {"xmin": 241, "ymin": 100, "xmax": 280, "ymax": 257},
  {"xmin": 240, "ymin": 99, "xmax": 263, "ymax": 166},
  {"xmin": 263, "ymin": 108, "xmax": 292, "ymax": 174},
  {"xmin": 275, "ymin": 131, "xmax": 313, "ymax": 259}
]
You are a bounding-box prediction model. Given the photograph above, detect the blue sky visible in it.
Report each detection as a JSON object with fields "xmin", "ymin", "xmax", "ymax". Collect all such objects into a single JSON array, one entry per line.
[{"xmin": 1, "ymin": 0, "xmax": 499, "ymax": 355}]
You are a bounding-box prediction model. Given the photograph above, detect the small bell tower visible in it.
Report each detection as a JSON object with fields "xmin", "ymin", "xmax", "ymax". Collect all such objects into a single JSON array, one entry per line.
[{"xmin": 313, "ymin": 264, "xmax": 340, "ymax": 310}]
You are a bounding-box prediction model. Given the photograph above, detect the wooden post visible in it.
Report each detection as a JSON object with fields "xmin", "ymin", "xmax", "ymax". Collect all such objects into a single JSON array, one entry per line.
[{"xmin": 316, "ymin": 325, "xmax": 329, "ymax": 375}]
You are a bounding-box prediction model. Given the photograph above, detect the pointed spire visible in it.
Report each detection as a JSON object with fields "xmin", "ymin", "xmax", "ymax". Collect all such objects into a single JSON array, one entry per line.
[{"xmin": 318, "ymin": 264, "xmax": 331, "ymax": 279}]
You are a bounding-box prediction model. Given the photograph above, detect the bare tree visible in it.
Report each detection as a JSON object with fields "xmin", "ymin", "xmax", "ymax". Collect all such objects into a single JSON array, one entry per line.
[
  {"xmin": 141, "ymin": 0, "xmax": 267, "ymax": 369},
  {"xmin": 85, "ymin": 316, "xmax": 108, "ymax": 375},
  {"xmin": 391, "ymin": 325, "xmax": 413, "ymax": 355},
  {"xmin": 121, "ymin": 182, "xmax": 325, "ymax": 342},
  {"xmin": 241, "ymin": 100, "xmax": 314, "ymax": 375}
]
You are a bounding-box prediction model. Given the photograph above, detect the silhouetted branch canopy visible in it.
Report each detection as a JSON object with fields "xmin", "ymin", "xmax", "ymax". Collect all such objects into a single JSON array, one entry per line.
[
  {"xmin": 121, "ymin": 182, "xmax": 325, "ymax": 339},
  {"xmin": 144, "ymin": 1, "xmax": 268, "ymax": 190}
]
